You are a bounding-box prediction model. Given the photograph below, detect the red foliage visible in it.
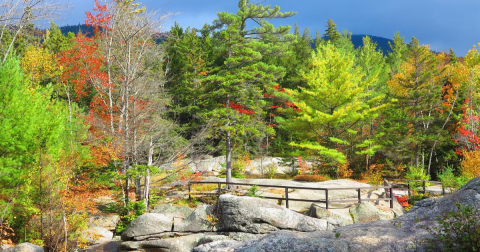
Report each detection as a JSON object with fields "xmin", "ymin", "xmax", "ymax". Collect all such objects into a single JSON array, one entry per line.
[
  {"xmin": 224, "ymin": 102, "xmax": 255, "ymax": 115},
  {"xmin": 393, "ymin": 194, "xmax": 410, "ymax": 207},
  {"xmin": 454, "ymin": 97, "xmax": 480, "ymax": 155},
  {"xmin": 85, "ymin": 0, "xmax": 112, "ymax": 36}
]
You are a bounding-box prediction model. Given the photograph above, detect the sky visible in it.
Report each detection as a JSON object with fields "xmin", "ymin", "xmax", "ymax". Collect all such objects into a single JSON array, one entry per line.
[{"xmin": 56, "ymin": 0, "xmax": 480, "ymax": 56}]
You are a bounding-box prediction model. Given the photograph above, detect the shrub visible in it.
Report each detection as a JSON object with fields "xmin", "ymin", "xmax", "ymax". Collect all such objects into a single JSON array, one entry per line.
[
  {"xmin": 405, "ymin": 165, "xmax": 430, "ymax": 194},
  {"xmin": 293, "ymin": 175, "xmax": 329, "ymax": 182},
  {"xmin": 362, "ymin": 164, "xmax": 384, "ymax": 186},
  {"xmin": 338, "ymin": 162, "xmax": 353, "ymax": 178},
  {"xmin": 246, "ymin": 184, "xmax": 262, "ymax": 197},
  {"xmin": 461, "ymin": 150, "xmax": 480, "ymax": 179},
  {"xmin": 422, "ymin": 203, "xmax": 480, "ymax": 251},
  {"xmin": 437, "ymin": 165, "xmax": 469, "ymax": 192},
  {"xmin": 265, "ymin": 162, "xmax": 278, "ymax": 179}
]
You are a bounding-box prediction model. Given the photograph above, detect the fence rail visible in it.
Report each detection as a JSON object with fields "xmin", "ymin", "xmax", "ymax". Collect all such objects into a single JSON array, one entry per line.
[
  {"xmin": 385, "ymin": 178, "xmax": 445, "ymax": 196},
  {"xmin": 187, "ymin": 181, "xmax": 394, "ymax": 209}
]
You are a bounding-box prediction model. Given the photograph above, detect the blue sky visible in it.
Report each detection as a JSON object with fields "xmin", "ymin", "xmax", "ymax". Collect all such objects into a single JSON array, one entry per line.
[{"xmin": 57, "ymin": 0, "xmax": 480, "ymax": 56}]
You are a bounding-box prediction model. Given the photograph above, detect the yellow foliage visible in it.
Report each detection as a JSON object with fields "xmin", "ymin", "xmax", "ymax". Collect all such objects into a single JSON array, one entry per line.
[
  {"xmin": 20, "ymin": 45, "xmax": 61, "ymax": 85},
  {"xmin": 338, "ymin": 162, "xmax": 353, "ymax": 178},
  {"xmin": 362, "ymin": 164, "xmax": 384, "ymax": 185},
  {"xmin": 461, "ymin": 150, "xmax": 480, "ymax": 179}
]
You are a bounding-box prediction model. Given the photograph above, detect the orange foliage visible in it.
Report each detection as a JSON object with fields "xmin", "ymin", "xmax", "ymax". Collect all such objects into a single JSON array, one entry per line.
[
  {"xmin": 296, "ymin": 156, "xmax": 311, "ymax": 175},
  {"xmin": 89, "ymin": 143, "xmax": 121, "ymax": 167},
  {"xmin": 362, "ymin": 164, "xmax": 384, "ymax": 185},
  {"xmin": 338, "ymin": 162, "xmax": 353, "ymax": 178},
  {"xmin": 461, "ymin": 150, "xmax": 480, "ymax": 179}
]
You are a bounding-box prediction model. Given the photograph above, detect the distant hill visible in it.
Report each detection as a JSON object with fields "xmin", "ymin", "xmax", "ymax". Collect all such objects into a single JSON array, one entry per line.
[
  {"xmin": 59, "ymin": 25, "xmax": 393, "ymax": 55},
  {"xmin": 351, "ymin": 34, "xmax": 393, "ymax": 55},
  {"xmin": 59, "ymin": 24, "xmax": 94, "ymax": 36},
  {"xmin": 313, "ymin": 34, "xmax": 393, "ymax": 55}
]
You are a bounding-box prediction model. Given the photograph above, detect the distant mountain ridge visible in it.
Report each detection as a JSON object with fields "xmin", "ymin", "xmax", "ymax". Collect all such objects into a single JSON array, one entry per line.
[
  {"xmin": 350, "ymin": 34, "xmax": 393, "ymax": 55},
  {"xmin": 59, "ymin": 25, "xmax": 393, "ymax": 55}
]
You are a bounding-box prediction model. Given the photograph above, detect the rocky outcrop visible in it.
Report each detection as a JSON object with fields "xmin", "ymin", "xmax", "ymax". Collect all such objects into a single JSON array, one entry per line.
[
  {"xmin": 88, "ymin": 214, "xmax": 120, "ymax": 232},
  {"xmin": 3, "ymin": 243, "xmax": 44, "ymax": 252},
  {"xmin": 192, "ymin": 176, "xmax": 480, "ymax": 252},
  {"xmin": 82, "ymin": 226, "xmax": 114, "ymax": 245},
  {"xmin": 119, "ymin": 195, "xmax": 329, "ymax": 251},
  {"xmin": 217, "ymin": 194, "xmax": 327, "ymax": 233}
]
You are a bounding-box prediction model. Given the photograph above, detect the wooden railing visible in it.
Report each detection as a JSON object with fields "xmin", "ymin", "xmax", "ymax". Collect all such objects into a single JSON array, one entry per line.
[
  {"xmin": 385, "ymin": 179, "xmax": 445, "ymax": 196},
  {"xmin": 187, "ymin": 181, "xmax": 394, "ymax": 209}
]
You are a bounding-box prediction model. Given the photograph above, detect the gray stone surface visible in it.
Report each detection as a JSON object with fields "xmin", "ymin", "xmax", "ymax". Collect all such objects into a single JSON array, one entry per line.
[
  {"xmin": 217, "ymin": 194, "xmax": 328, "ymax": 234},
  {"xmin": 150, "ymin": 203, "xmax": 194, "ymax": 216},
  {"xmin": 3, "ymin": 243, "xmax": 44, "ymax": 252},
  {"xmin": 192, "ymin": 177, "xmax": 480, "ymax": 252},
  {"xmin": 121, "ymin": 213, "xmax": 184, "ymax": 241},
  {"xmin": 307, "ymin": 203, "xmax": 353, "ymax": 228},
  {"xmin": 349, "ymin": 202, "xmax": 395, "ymax": 223},
  {"xmin": 82, "ymin": 226, "xmax": 114, "ymax": 244},
  {"xmin": 120, "ymin": 234, "xmax": 228, "ymax": 252},
  {"xmin": 88, "ymin": 214, "xmax": 120, "ymax": 231},
  {"xmin": 175, "ymin": 204, "xmax": 217, "ymax": 232}
]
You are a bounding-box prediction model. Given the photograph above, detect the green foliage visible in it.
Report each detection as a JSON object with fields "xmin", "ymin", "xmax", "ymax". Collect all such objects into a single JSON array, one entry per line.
[
  {"xmin": 283, "ymin": 41, "xmax": 386, "ymax": 165},
  {"xmin": 405, "ymin": 166, "xmax": 431, "ymax": 194},
  {"xmin": 246, "ymin": 184, "xmax": 262, "ymax": 197},
  {"xmin": 437, "ymin": 165, "xmax": 469, "ymax": 192},
  {"xmin": 265, "ymin": 162, "xmax": 278, "ymax": 179},
  {"xmin": 112, "ymin": 201, "xmax": 147, "ymax": 234},
  {"xmin": 422, "ymin": 203, "xmax": 480, "ymax": 252}
]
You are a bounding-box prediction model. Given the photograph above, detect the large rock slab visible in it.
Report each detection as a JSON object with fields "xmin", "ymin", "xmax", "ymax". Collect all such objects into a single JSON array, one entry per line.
[
  {"xmin": 217, "ymin": 194, "xmax": 328, "ymax": 234},
  {"xmin": 175, "ymin": 204, "xmax": 217, "ymax": 232},
  {"xmin": 150, "ymin": 203, "xmax": 194, "ymax": 217},
  {"xmin": 121, "ymin": 213, "xmax": 184, "ymax": 241},
  {"xmin": 81, "ymin": 226, "xmax": 114, "ymax": 245},
  {"xmin": 192, "ymin": 177, "xmax": 480, "ymax": 252},
  {"xmin": 121, "ymin": 232, "xmax": 262, "ymax": 252},
  {"xmin": 88, "ymin": 214, "xmax": 120, "ymax": 231},
  {"xmin": 307, "ymin": 203, "xmax": 353, "ymax": 228},
  {"xmin": 349, "ymin": 202, "xmax": 394, "ymax": 223},
  {"xmin": 3, "ymin": 243, "xmax": 44, "ymax": 252}
]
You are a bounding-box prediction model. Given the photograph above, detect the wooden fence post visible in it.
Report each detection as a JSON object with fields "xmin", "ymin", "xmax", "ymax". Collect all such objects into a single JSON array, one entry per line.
[
  {"xmin": 285, "ymin": 187, "xmax": 289, "ymax": 209},
  {"xmin": 325, "ymin": 189, "xmax": 329, "ymax": 210},
  {"xmin": 188, "ymin": 181, "xmax": 191, "ymax": 200},
  {"xmin": 390, "ymin": 187, "xmax": 394, "ymax": 208},
  {"xmin": 357, "ymin": 189, "xmax": 361, "ymax": 204},
  {"xmin": 422, "ymin": 180, "xmax": 426, "ymax": 194},
  {"xmin": 218, "ymin": 182, "xmax": 221, "ymax": 198}
]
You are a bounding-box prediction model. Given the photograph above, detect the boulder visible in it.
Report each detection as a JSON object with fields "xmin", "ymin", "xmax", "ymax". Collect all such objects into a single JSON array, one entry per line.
[
  {"xmin": 217, "ymin": 194, "xmax": 328, "ymax": 234},
  {"xmin": 192, "ymin": 177, "xmax": 480, "ymax": 252},
  {"xmin": 121, "ymin": 213, "xmax": 185, "ymax": 241},
  {"xmin": 120, "ymin": 233, "xmax": 226, "ymax": 252},
  {"xmin": 349, "ymin": 202, "xmax": 394, "ymax": 223},
  {"xmin": 88, "ymin": 214, "xmax": 120, "ymax": 231},
  {"xmin": 307, "ymin": 203, "xmax": 353, "ymax": 228},
  {"xmin": 81, "ymin": 226, "xmax": 114, "ymax": 245},
  {"xmin": 175, "ymin": 204, "xmax": 217, "ymax": 232},
  {"xmin": 150, "ymin": 203, "xmax": 194, "ymax": 217},
  {"xmin": 82, "ymin": 241, "xmax": 119, "ymax": 252},
  {"xmin": 3, "ymin": 243, "xmax": 44, "ymax": 252}
]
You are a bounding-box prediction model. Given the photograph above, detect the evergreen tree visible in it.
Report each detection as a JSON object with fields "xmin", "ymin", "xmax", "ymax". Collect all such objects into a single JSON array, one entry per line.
[
  {"xmin": 282, "ymin": 42, "xmax": 385, "ymax": 176},
  {"xmin": 381, "ymin": 37, "xmax": 446, "ymax": 170},
  {"xmin": 323, "ymin": 19, "xmax": 340, "ymax": 42},
  {"xmin": 203, "ymin": 0, "xmax": 295, "ymax": 183}
]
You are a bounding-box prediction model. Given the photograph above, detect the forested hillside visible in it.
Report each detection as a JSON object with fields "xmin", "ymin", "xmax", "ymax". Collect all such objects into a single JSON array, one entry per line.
[{"xmin": 1, "ymin": 0, "xmax": 479, "ymax": 251}]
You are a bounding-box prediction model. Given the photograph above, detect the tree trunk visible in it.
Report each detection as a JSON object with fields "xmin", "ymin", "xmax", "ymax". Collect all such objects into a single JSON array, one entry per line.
[{"xmin": 226, "ymin": 94, "xmax": 232, "ymax": 188}]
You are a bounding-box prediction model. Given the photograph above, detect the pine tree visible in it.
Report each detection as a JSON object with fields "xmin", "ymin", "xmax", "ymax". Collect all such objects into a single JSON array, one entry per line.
[
  {"xmin": 381, "ymin": 37, "xmax": 446, "ymax": 170},
  {"xmin": 323, "ymin": 19, "xmax": 340, "ymax": 42},
  {"xmin": 203, "ymin": 0, "xmax": 295, "ymax": 183},
  {"xmin": 282, "ymin": 42, "xmax": 385, "ymax": 176}
]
